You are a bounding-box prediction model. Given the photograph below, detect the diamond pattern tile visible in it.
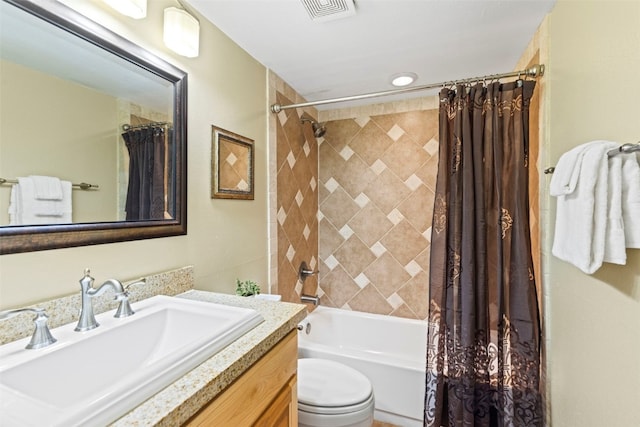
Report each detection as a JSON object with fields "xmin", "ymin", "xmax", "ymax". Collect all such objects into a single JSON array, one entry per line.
[
  {"xmin": 334, "ymin": 235, "xmax": 377, "ymax": 278},
  {"xmin": 318, "ymin": 109, "xmax": 440, "ymax": 319},
  {"xmin": 349, "ymin": 121, "xmax": 394, "ymax": 166},
  {"xmin": 321, "ymin": 265, "xmax": 361, "ymax": 307},
  {"xmin": 383, "ymin": 133, "xmax": 430, "ymax": 181},
  {"xmin": 348, "ymin": 284, "xmax": 393, "ymax": 315},
  {"xmin": 381, "ymin": 220, "xmax": 428, "ymax": 266},
  {"xmin": 320, "ymin": 187, "xmax": 360, "ymax": 229},
  {"xmin": 336, "ymin": 155, "xmax": 377, "ymax": 199},
  {"xmin": 274, "ymin": 91, "xmax": 319, "ymax": 305},
  {"xmin": 364, "ymin": 169, "xmax": 412, "ymax": 215},
  {"xmin": 309, "ymin": 102, "xmax": 538, "ymax": 321},
  {"xmin": 364, "ymin": 252, "xmax": 411, "ymax": 298},
  {"xmin": 348, "ymin": 203, "xmax": 393, "ymax": 247}
]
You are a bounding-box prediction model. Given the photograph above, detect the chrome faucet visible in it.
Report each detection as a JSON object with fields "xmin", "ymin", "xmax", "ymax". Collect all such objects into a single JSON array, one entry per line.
[
  {"xmin": 0, "ymin": 307, "xmax": 57, "ymax": 349},
  {"xmin": 75, "ymin": 268, "xmax": 135, "ymax": 332},
  {"xmin": 301, "ymin": 294, "xmax": 320, "ymax": 306},
  {"xmin": 299, "ymin": 261, "xmax": 319, "ymax": 283}
]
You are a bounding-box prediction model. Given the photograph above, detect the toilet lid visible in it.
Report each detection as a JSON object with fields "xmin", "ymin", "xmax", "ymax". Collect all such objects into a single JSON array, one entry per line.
[{"xmin": 298, "ymin": 358, "xmax": 373, "ymax": 407}]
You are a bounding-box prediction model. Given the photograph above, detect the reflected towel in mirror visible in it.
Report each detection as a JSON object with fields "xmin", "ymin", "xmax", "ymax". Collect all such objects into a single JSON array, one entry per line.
[
  {"xmin": 30, "ymin": 175, "xmax": 63, "ymax": 200},
  {"xmin": 8, "ymin": 177, "xmax": 72, "ymax": 225}
]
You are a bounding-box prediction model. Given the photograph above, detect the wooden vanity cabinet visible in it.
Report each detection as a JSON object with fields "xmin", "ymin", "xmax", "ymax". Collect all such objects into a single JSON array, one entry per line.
[{"xmin": 184, "ymin": 330, "xmax": 298, "ymax": 427}]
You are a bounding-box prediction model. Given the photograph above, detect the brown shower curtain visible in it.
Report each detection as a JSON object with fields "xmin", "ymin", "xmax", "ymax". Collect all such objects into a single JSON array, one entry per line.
[
  {"xmin": 122, "ymin": 126, "xmax": 167, "ymax": 220},
  {"xmin": 425, "ymin": 81, "xmax": 542, "ymax": 427}
]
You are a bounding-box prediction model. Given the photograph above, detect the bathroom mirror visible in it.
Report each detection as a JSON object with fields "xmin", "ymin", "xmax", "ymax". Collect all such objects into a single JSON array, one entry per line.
[{"xmin": 0, "ymin": 0, "xmax": 187, "ymax": 254}]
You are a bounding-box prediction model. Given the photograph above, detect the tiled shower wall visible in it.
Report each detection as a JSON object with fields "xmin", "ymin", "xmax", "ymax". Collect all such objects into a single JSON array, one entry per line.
[
  {"xmin": 269, "ymin": 84, "xmax": 538, "ymax": 322},
  {"xmin": 269, "ymin": 71, "xmax": 319, "ymax": 303},
  {"xmin": 317, "ymin": 107, "xmax": 439, "ymax": 320}
]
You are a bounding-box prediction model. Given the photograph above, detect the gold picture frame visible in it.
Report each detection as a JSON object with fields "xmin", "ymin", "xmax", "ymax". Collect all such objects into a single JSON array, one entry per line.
[{"xmin": 211, "ymin": 125, "xmax": 254, "ymax": 200}]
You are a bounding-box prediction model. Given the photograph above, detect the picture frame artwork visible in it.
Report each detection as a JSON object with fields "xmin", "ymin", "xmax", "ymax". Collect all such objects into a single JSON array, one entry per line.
[{"xmin": 211, "ymin": 125, "xmax": 254, "ymax": 200}]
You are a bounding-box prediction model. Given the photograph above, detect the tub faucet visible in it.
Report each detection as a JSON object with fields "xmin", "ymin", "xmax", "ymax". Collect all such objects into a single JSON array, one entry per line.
[
  {"xmin": 75, "ymin": 268, "xmax": 135, "ymax": 332},
  {"xmin": 0, "ymin": 307, "xmax": 57, "ymax": 349},
  {"xmin": 301, "ymin": 294, "xmax": 320, "ymax": 306}
]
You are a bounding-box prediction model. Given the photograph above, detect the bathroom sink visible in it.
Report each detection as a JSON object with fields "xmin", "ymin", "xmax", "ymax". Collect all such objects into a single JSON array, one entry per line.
[{"xmin": 0, "ymin": 295, "xmax": 263, "ymax": 427}]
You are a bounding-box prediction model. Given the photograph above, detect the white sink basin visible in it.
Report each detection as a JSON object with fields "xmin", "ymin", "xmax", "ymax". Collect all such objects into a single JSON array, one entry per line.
[{"xmin": 0, "ymin": 295, "xmax": 263, "ymax": 426}]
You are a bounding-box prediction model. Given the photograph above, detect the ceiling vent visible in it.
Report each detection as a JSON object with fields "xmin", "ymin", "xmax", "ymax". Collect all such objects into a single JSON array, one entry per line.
[{"xmin": 301, "ymin": 0, "xmax": 356, "ymax": 22}]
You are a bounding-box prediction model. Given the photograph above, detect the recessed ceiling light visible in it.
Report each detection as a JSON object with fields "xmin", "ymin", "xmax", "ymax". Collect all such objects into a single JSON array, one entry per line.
[{"xmin": 390, "ymin": 72, "xmax": 418, "ymax": 87}]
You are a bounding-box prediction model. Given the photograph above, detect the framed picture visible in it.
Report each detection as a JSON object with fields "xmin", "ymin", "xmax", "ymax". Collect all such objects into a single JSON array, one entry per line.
[{"xmin": 211, "ymin": 125, "xmax": 254, "ymax": 200}]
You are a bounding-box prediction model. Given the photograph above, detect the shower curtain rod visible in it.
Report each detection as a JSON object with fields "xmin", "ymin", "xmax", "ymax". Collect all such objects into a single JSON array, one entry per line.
[
  {"xmin": 122, "ymin": 121, "xmax": 171, "ymax": 131},
  {"xmin": 270, "ymin": 64, "xmax": 545, "ymax": 113}
]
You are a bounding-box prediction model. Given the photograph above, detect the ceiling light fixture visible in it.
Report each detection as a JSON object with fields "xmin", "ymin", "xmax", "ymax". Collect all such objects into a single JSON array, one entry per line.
[
  {"xmin": 390, "ymin": 72, "xmax": 418, "ymax": 87},
  {"xmin": 163, "ymin": 7, "xmax": 200, "ymax": 58},
  {"xmin": 103, "ymin": 0, "xmax": 147, "ymax": 19}
]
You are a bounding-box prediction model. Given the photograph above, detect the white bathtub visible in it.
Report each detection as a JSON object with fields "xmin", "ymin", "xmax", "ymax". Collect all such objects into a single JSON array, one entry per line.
[{"xmin": 297, "ymin": 306, "xmax": 427, "ymax": 427}]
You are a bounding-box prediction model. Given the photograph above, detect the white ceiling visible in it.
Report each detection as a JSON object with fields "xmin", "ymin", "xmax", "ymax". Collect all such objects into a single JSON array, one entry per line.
[{"xmin": 188, "ymin": 0, "xmax": 556, "ymax": 110}]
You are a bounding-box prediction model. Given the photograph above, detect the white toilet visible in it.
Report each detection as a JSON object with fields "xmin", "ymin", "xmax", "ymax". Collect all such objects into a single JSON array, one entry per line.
[{"xmin": 297, "ymin": 358, "xmax": 375, "ymax": 427}]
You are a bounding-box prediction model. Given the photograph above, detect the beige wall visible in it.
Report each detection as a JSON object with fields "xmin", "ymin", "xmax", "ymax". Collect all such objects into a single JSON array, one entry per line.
[
  {"xmin": 0, "ymin": 0, "xmax": 269, "ymax": 308},
  {"xmin": 0, "ymin": 60, "xmax": 118, "ymax": 224},
  {"xmin": 546, "ymin": 1, "xmax": 640, "ymax": 426}
]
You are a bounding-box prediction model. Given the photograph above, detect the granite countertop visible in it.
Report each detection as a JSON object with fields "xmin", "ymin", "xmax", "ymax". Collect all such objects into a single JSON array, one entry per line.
[{"xmin": 111, "ymin": 290, "xmax": 307, "ymax": 427}]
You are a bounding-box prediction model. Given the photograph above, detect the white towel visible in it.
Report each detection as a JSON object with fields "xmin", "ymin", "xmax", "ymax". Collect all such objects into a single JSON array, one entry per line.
[
  {"xmin": 603, "ymin": 155, "xmax": 626, "ymax": 265},
  {"xmin": 621, "ymin": 153, "xmax": 640, "ymax": 248},
  {"xmin": 550, "ymin": 141, "xmax": 598, "ymax": 196},
  {"xmin": 8, "ymin": 177, "xmax": 72, "ymax": 225},
  {"xmin": 8, "ymin": 184, "xmax": 18, "ymax": 225},
  {"xmin": 30, "ymin": 175, "xmax": 63, "ymax": 200},
  {"xmin": 552, "ymin": 141, "xmax": 618, "ymax": 274}
]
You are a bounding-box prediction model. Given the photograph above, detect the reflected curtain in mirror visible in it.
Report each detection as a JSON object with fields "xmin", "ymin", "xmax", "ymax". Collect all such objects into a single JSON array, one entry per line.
[{"xmin": 122, "ymin": 124, "xmax": 173, "ymax": 220}]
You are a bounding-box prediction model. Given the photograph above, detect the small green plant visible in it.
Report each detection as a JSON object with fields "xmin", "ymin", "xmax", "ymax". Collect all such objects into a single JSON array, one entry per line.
[{"xmin": 235, "ymin": 279, "xmax": 261, "ymax": 296}]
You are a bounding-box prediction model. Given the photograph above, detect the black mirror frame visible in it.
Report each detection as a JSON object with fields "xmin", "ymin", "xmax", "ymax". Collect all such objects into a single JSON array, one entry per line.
[{"xmin": 0, "ymin": 0, "xmax": 187, "ymax": 255}]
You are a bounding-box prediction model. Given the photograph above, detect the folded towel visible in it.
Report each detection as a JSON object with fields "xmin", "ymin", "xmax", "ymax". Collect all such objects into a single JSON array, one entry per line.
[
  {"xmin": 603, "ymin": 155, "xmax": 626, "ymax": 264},
  {"xmin": 8, "ymin": 183, "xmax": 18, "ymax": 225},
  {"xmin": 550, "ymin": 141, "xmax": 599, "ymax": 196},
  {"xmin": 8, "ymin": 177, "xmax": 72, "ymax": 225},
  {"xmin": 30, "ymin": 175, "xmax": 63, "ymax": 200},
  {"xmin": 552, "ymin": 141, "xmax": 618, "ymax": 274},
  {"xmin": 621, "ymin": 153, "xmax": 640, "ymax": 248}
]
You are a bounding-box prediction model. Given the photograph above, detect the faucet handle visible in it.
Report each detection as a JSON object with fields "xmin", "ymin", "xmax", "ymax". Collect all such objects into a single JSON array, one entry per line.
[
  {"xmin": 299, "ymin": 261, "xmax": 319, "ymax": 283},
  {"xmin": 79, "ymin": 268, "xmax": 94, "ymax": 290},
  {"xmin": 113, "ymin": 279, "xmax": 144, "ymax": 318},
  {"xmin": 114, "ymin": 292, "xmax": 135, "ymax": 318},
  {"xmin": 0, "ymin": 307, "xmax": 57, "ymax": 349}
]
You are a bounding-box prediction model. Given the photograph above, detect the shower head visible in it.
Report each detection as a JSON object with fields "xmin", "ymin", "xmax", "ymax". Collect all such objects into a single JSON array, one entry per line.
[{"xmin": 300, "ymin": 117, "xmax": 326, "ymax": 138}]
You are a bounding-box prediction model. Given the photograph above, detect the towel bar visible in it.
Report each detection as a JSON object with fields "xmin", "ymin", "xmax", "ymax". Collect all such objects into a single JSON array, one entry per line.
[
  {"xmin": 0, "ymin": 178, "xmax": 99, "ymax": 190},
  {"xmin": 545, "ymin": 141, "xmax": 639, "ymax": 174}
]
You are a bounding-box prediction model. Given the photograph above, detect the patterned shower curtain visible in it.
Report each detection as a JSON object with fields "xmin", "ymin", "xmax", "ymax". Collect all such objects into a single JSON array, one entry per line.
[
  {"xmin": 122, "ymin": 126, "xmax": 167, "ymax": 220},
  {"xmin": 424, "ymin": 81, "xmax": 542, "ymax": 427}
]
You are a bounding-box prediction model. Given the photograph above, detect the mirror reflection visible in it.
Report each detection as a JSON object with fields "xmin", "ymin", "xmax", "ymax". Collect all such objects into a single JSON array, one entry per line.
[
  {"xmin": 0, "ymin": 0, "xmax": 187, "ymax": 254},
  {"xmin": 0, "ymin": 0, "xmax": 174, "ymax": 226}
]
